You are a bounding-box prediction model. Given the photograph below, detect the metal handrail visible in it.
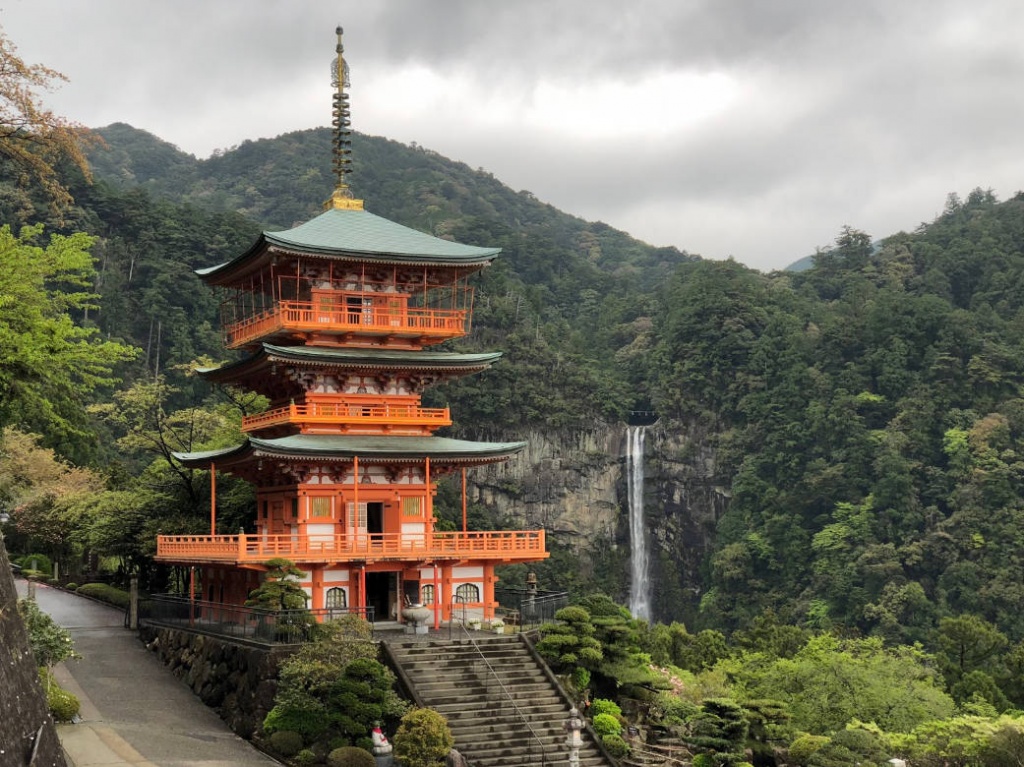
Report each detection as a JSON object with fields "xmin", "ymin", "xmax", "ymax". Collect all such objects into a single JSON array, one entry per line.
[{"xmin": 449, "ymin": 620, "xmax": 552, "ymax": 766}]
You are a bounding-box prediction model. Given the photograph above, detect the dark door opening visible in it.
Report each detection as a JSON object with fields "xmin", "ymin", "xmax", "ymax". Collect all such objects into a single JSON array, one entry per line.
[
  {"xmin": 366, "ymin": 571, "xmax": 397, "ymax": 621},
  {"xmin": 367, "ymin": 502, "xmax": 384, "ymax": 543}
]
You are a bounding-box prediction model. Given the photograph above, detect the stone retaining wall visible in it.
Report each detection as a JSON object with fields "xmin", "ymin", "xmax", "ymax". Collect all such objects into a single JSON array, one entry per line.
[{"xmin": 139, "ymin": 625, "xmax": 295, "ymax": 739}]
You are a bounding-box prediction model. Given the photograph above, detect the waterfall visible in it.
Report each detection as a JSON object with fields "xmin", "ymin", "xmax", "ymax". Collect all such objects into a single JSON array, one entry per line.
[{"xmin": 627, "ymin": 425, "xmax": 651, "ymax": 621}]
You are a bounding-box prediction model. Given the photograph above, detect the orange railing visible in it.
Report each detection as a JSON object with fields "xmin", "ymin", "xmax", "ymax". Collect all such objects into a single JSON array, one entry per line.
[
  {"xmin": 242, "ymin": 401, "xmax": 451, "ymax": 432},
  {"xmin": 224, "ymin": 301, "xmax": 468, "ymax": 348},
  {"xmin": 156, "ymin": 530, "xmax": 547, "ymax": 564}
]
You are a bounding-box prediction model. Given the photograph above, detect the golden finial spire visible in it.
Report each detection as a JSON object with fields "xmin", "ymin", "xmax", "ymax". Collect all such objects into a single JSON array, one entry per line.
[{"xmin": 326, "ymin": 25, "xmax": 363, "ymax": 210}]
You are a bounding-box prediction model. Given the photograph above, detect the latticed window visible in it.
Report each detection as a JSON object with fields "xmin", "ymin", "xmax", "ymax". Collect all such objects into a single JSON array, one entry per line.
[
  {"xmin": 421, "ymin": 584, "xmax": 435, "ymax": 605},
  {"xmin": 325, "ymin": 587, "xmax": 347, "ymax": 609},
  {"xmin": 346, "ymin": 502, "xmax": 367, "ymax": 529},
  {"xmin": 402, "ymin": 497, "xmax": 422, "ymax": 518},
  {"xmin": 311, "ymin": 497, "xmax": 332, "ymax": 518},
  {"xmin": 455, "ymin": 583, "xmax": 480, "ymax": 603}
]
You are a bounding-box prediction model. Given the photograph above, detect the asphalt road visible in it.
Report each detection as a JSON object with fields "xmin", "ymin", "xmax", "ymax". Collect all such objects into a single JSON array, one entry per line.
[{"xmin": 16, "ymin": 579, "xmax": 277, "ymax": 766}]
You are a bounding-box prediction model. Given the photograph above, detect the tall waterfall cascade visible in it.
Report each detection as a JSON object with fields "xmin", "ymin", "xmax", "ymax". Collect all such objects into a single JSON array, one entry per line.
[{"xmin": 627, "ymin": 425, "xmax": 651, "ymax": 621}]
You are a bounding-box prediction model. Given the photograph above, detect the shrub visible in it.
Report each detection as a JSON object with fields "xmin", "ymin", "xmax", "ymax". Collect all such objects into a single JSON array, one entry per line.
[
  {"xmin": 65, "ymin": 583, "xmax": 78, "ymax": 591},
  {"xmin": 294, "ymin": 748, "xmax": 318, "ymax": 766},
  {"xmin": 18, "ymin": 553, "xmax": 52, "ymax": 575},
  {"xmin": 591, "ymin": 698, "xmax": 622, "ymax": 719},
  {"xmin": 263, "ymin": 705, "xmax": 328, "ymax": 743},
  {"xmin": 327, "ymin": 745, "xmax": 375, "ymax": 767},
  {"xmin": 602, "ymin": 733, "xmax": 630, "ymax": 759},
  {"xmin": 75, "ymin": 583, "xmax": 130, "ymax": 608},
  {"xmin": 45, "ymin": 681, "xmax": 80, "ymax": 721},
  {"xmin": 268, "ymin": 730, "xmax": 305, "ymax": 758},
  {"xmin": 788, "ymin": 734, "xmax": 829, "ymax": 766},
  {"xmin": 393, "ymin": 708, "xmax": 453, "ymax": 767},
  {"xmin": 593, "ymin": 712, "xmax": 622, "ymax": 737}
]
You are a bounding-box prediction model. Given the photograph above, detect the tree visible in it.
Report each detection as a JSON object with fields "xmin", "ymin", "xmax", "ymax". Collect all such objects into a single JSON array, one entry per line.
[
  {"xmin": 17, "ymin": 596, "xmax": 78, "ymax": 672},
  {"xmin": 392, "ymin": 708, "xmax": 453, "ymax": 767},
  {"xmin": 0, "ymin": 27, "xmax": 94, "ymax": 212},
  {"xmin": 245, "ymin": 558, "xmax": 309, "ymax": 611},
  {"xmin": 0, "ymin": 225, "xmax": 137, "ymax": 457}
]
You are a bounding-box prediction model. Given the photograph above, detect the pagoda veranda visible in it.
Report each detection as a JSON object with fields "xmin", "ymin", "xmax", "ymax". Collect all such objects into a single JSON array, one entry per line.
[{"xmin": 154, "ymin": 28, "xmax": 547, "ymax": 628}]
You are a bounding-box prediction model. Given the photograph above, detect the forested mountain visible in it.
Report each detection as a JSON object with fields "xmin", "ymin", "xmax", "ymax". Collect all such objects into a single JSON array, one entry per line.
[{"xmin": 9, "ymin": 122, "xmax": 1024, "ymax": 649}]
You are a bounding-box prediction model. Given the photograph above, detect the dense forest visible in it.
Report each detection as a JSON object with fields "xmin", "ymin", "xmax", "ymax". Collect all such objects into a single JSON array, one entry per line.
[{"xmin": 8, "ymin": 102, "xmax": 1024, "ymax": 763}]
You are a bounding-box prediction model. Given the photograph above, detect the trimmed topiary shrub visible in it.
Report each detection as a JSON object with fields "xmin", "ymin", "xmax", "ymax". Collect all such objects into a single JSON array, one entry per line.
[
  {"xmin": 268, "ymin": 730, "xmax": 304, "ymax": 758},
  {"xmin": 294, "ymin": 748, "xmax": 318, "ymax": 766},
  {"xmin": 590, "ymin": 698, "xmax": 622, "ymax": 719},
  {"xmin": 602, "ymin": 733, "xmax": 630, "ymax": 759},
  {"xmin": 75, "ymin": 583, "xmax": 130, "ymax": 608},
  {"xmin": 788, "ymin": 734, "xmax": 829, "ymax": 766},
  {"xmin": 18, "ymin": 553, "xmax": 52, "ymax": 575},
  {"xmin": 263, "ymin": 705, "xmax": 328, "ymax": 743},
  {"xmin": 393, "ymin": 708, "xmax": 453, "ymax": 767},
  {"xmin": 593, "ymin": 712, "xmax": 622, "ymax": 737},
  {"xmin": 65, "ymin": 582, "xmax": 78, "ymax": 591},
  {"xmin": 327, "ymin": 745, "xmax": 375, "ymax": 767}
]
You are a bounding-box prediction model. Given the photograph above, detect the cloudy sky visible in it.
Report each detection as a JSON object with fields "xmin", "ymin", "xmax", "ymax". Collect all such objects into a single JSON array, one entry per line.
[{"xmin": 3, "ymin": 1, "xmax": 1024, "ymax": 272}]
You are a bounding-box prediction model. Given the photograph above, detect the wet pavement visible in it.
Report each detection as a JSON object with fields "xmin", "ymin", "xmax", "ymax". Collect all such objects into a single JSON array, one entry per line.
[{"xmin": 15, "ymin": 579, "xmax": 277, "ymax": 766}]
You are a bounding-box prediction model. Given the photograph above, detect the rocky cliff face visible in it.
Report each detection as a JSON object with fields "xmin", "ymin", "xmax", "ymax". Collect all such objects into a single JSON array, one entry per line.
[{"xmin": 466, "ymin": 419, "xmax": 731, "ymax": 626}]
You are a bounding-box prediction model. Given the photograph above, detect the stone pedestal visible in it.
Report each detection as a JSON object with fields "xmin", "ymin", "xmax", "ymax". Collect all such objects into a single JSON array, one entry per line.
[{"xmin": 402, "ymin": 604, "xmax": 432, "ymax": 634}]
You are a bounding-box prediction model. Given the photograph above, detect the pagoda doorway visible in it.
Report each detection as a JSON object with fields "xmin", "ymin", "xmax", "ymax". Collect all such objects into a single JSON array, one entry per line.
[{"xmin": 366, "ymin": 571, "xmax": 398, "ymax": 621}]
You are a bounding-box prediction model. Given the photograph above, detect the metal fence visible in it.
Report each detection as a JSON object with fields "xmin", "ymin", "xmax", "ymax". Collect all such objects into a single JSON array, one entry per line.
[
  {"xmin": 138, "ymin": 594, "xmax": 374, "ymax": 645},
  {"xmin": 494, "ymin": 587, "xmax": 569, "ymax": 632}
]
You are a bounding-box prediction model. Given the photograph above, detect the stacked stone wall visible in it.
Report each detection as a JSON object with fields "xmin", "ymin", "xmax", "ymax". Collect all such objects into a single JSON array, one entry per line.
[{"xmin": 139, "ymin": 625, "xmax": 294, "ymax": 739}]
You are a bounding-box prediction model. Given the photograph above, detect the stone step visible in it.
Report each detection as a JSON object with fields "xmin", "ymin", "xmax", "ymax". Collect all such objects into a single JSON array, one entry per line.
[{"xmin": 410, "ymin": 676, "xmax": 553, "ymax": 692}]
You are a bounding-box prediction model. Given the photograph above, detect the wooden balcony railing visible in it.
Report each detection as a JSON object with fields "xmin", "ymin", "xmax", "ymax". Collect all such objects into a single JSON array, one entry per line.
[
  {"xmin": 156, "ymin": 530, "xmax": 547, "ymax": 565},
  {"xmin": 224, "ymin": 301, "xmax": 468, "ymax": 348},
  {"xmin": 242, "ymin": 402, "xmax": 452, "ymax": 433}
]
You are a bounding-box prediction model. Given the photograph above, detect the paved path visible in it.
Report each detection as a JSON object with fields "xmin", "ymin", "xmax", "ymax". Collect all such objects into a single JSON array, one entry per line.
[{"xmin": 16, "ymin": 579, "xmax": 277, "ymax": 767}]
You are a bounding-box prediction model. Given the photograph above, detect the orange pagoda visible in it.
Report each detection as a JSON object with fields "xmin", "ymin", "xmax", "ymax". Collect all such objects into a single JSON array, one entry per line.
[{"xmin": 155, "ymin": 28, "xmax": 547, "ymax": 627}]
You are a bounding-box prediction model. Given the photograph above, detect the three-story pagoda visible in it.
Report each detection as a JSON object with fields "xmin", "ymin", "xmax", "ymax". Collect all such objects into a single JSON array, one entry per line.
[{"xmin": 155, "ymin": 28, "xmax": 547, "ymax": 626}]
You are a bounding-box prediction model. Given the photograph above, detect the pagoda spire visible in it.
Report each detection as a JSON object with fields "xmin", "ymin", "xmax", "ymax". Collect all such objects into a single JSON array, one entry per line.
[{"xmin": 326, "ymin": 25, "xmax": 364, "ymax": 211}]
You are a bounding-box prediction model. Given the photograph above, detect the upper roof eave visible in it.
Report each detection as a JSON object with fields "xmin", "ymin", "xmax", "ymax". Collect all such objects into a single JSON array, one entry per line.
[{"xmin": 196, "ymin": 208, "xmax": 500, "ymax": 285}]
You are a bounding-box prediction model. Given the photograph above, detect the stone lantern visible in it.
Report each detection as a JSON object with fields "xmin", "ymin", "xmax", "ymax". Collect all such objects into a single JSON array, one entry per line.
[{"xmin": 564, "ymin": 707, "xmax": 584, "ymax": 767}]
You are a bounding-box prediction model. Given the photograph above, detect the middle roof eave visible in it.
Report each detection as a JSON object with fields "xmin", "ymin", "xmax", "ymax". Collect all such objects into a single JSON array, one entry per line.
[
  {"xmin": 174, "ymin": 434, "xmax": 527, "ymax": 468},
  {"xmin": 197, "ymin": 344, "xmax": 504, "ymax": 382}
]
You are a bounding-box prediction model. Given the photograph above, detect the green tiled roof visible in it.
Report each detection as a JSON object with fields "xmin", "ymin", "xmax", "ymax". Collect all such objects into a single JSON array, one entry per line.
[
  {"xmin": 197, "ymin": 208, "xmax": 499, "ymax": 281},
  {"xmin": 175, "ymin": 434, "xmax": 526, "ymax": 466},
  {"xmin": 198, "ymin": 344, "xmax": 503, "ymax": 383}
]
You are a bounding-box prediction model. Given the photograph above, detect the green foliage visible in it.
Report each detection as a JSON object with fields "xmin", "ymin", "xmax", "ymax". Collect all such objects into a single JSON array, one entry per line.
[
  {"xmin": 0, "ymin": 224, "xmax": 138, "ymax": 457},
  {"xmin": 293, "ymin": 749, "xmax": 317, "ymax": 766},
  {"xmin": 807, "ymin": 727, "xmax": 888, "ymax": 767},
  {"xmin": 18, "ymin": 598, "xmax": 77, "ymax": 668},
  {"xmin": 592, "ymin": 712, "xmax": 622, "ymax": 737},
  {"xmin": 268, "ymin": 730, "xmax": 304, "ymax": 758},
  {"xmin": 262, "ymin": 706, "xmax": 327, "ymax": 743},
  {"xmin": 590, "ymin": 698, "xmax": 622, "ymax": 719},
  {"xmin": 75, "ymin": 582, "xmax": 130, "ymax": 608},
  {"xmin": 686, "ymin": 698, "xmax": 750, "ymax": 767},
  {"xmin": 722, "ymin": 634, "xmax": 954, "ymax": 734},
  {"xmin": 601, "ymin": 733, "xmax": 630, "ymax": 759},
  {"xmin": 16, "ymin": 553, "xmax": 52, "ymax": 574},
  {"xmin": 392, "ymin": 708, "xmax": 453, "ymax": 767},
  {"xmin": 246, "ymin": 559, "xmax": 309, "ymax": 611},
  {"xmin": 787, "ymin": 734, "xmax": 829, "ymax": 766},
  {"xmin": 536, "ymin": 605, "xmax": 603, "ymax": 670},
  {"xmin": 326, "ymin": 745, "xmax": 375, "ymax": 767},
  {"xmin": 43, "ymin": 675, "xmax": 80, "ymax": 721},
  {"xmin": 265, "ymin": 617, "xmax": 405, "ymax": 748}
]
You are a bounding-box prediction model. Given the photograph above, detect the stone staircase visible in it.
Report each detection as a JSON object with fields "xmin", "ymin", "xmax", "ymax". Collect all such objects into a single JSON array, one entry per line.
[{"xmin": 385, "ymin": 634, "xmax": 614, "ymax": 767}]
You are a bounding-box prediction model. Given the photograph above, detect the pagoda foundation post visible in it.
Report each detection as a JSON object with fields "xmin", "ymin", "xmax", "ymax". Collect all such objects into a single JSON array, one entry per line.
[
  {"xmin": 432, "ymin": 564, "xmax": 440, "ymax": 630},
  {"xmin": 483, "ymin": 564, "xmax": 496, "ymax": 621}
]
